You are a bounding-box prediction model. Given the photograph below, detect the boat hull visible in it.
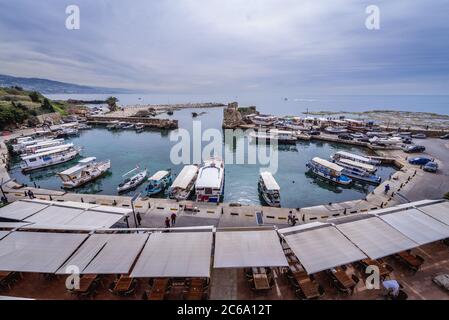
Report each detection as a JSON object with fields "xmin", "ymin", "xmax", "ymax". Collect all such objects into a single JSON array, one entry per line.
[
  {"xmin": 21, "ymin": 150, "xmax": 80, "ymax": 172},
  {"xmin": 306, "ymin": 163, "xmax": 352, "ymax": 186}
]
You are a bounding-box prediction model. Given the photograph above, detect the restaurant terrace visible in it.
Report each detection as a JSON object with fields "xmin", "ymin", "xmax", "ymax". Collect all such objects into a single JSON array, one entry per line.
[{"xmin": 0, "ymin": 199, "xmax": 448, "ymax": 300}]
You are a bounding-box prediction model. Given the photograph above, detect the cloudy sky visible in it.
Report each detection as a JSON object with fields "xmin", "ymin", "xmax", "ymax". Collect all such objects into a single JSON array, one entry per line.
[{"xmin": 0, "ymin": 0, "xmax": 448, "ymax": 94}]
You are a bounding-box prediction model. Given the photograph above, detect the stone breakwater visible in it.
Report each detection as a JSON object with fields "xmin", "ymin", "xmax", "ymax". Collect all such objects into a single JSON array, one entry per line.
[{"xmin": 86, "ymin": 115, "xmax": 178, "ymax": 129}]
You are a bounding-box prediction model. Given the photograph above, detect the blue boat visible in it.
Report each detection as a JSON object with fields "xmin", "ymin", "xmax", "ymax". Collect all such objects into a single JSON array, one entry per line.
[
  {"xmin": 306, "ymin": 157, "xmax": 352, "ymax": 186},
  {"xmin": 146, "ymin": 170, "xmax": 173, "ymax": 196},
  {"xmin": 341, "ymin": 167, "xmax": 381, "ymax": 185}
]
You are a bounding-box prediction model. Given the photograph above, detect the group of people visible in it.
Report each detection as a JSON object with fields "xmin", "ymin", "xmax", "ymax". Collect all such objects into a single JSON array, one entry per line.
[{"xmin": 165, "ymin": 212, "xmax": 177, "ymax": 228}]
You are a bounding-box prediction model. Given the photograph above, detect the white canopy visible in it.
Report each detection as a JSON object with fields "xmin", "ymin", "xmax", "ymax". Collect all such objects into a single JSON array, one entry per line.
[
  {"xmin": 378, "ymin": 208, "xmax": 449, "ymax": 245},
  {"xmin": 260, "ymin": 172, "xmax": 280, "ymax": 191},
  {"xmin": 335, "ymin": 216, "xmax": 417, "ymax": 259},
  {"xmin": 0, "ymin": 231, "xmax": 88, "ymax": 273},
  {"xmin": 277, "ymin": 222, "xmax": 328, "ymax": 235},
  {"xmin": 214, "ymin": 230, "xmax": 288, "ymax": 268},
  {"xmin": 26, "ymin": 206, "xmax": 84, "ymax": 226},
  {"xmin": 172, "ymin": 165, "xmax": 198, "ymax": 189},
  {"xmin": 131, "ymin": 232, "xmax": 213, "ymax": 278},
  {"xmin": 0, "ymin": 231, "xmax": 10, "ymax": 240},
  {"xmin": 418, "ymin": 201, "xmax": 449, "ymax": 226},
  {"xmin": 284, "ymin": 225, "xmax": 367, "ymax": 274},
  {"xmin": 149, "ymin": 170, "xmax": 170, "ymax": 181},
  {"xmin": 0, "ymin": 222, "xmax": 33, "ymax": 229},
  {"xmin": 337, "ymin": 158, "xmax": 376, "ymax": 172},
  {"xmin": 81, "ymin": 233, "xmax": 148, "ymax": 274},
  {"xmin": 0, "ymin": 201, "xmax": 48, "ymax": 220},
  {"xmin": 312, "ymin": 157, "xmax": 343, "ymax": 172}
]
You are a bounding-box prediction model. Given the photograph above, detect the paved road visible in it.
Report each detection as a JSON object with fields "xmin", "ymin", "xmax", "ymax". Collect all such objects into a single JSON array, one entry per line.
[{"xmin": 402, "ymin": 138, "xmax": 449, "ymax": 200}]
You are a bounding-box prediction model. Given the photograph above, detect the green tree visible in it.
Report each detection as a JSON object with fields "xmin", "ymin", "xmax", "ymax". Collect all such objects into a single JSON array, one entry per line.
[
  {"xmin": 106, "ymin": 96, "xmax": 118, "ymax": 111},
  {"xmin": 445, "ymin": 192, "xmax": 449, "ymax": 200},
  {"xmin": 29, "ymin": 91, "xmax": 40, "ymax": 103},
  {"xmin": 41, "ymin": 98, "xmax": 54, "ymax": 112}
]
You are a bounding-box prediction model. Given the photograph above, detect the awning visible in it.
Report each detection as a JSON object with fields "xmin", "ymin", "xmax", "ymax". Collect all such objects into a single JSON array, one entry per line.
[
  {"xmin": 80, "ymin": 233, "xmax": 148, "ymax": 274},
  {"xmin": 0, "ymin": 231, "xmax": 10, "ymax": 240},
  {"xmin": 0, "ymin": 201, "xmax": 48, "ymax": 220},
  {"xmin": 0, "ymin": 231, "xmax": 88, "ymax": 273},
  {"xmin": 214, "ymin": 230, "xmax": 288, "ymax": 268},
  {"xmin": 131, "ymin": 232, "xmax": 213, "ymax": 278},
  {"xmin": 284, "ymin": 225, "xmax": 367, "ymax": 274},
  {"xmin": 335, "ymin": 216, "xmax": 417, "ymax": 259},
  {"xmin": 26, "ymin": 206, "xmax": 84, "ymax": 226},
  {"xmin": 0, "ymin": 222, "xmax": 33, "ymax": 229},
  {"xmin": 417, "ymin": 201, "xmax": 449, "ymax": 226},
  {"xmin": 378, "ymin": 208, "xmax": 449, "ymax": 245}
]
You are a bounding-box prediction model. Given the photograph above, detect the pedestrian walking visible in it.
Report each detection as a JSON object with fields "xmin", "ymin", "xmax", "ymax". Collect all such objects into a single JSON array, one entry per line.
[
  {"xmin": 171, "ymin": 212, "xmax": 177, "ymax": 225},
  {"xmin": 136, "ymin": 212, "xmax": 142, "ymax": 226}
]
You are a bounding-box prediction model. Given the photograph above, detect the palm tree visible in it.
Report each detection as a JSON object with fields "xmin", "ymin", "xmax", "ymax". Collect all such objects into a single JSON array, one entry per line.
[{"xmin": 106, "ymin": 96, "xmax": 118, "ymax": 111}]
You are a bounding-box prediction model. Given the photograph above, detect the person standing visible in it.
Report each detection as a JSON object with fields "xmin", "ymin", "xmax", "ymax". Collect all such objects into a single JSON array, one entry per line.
[
  {"xmin": 165, "ymin": 217, "xmax": 170, "ymax": 228},
  {"xmin": 136, "ymin": 212, "xmax": 142, "ymax": 226},
  {"xmin": 171, "ymin": 212, "xmax": 177, "ymax": 226}
]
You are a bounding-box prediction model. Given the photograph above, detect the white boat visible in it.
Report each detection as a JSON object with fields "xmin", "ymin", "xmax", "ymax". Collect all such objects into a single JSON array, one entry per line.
[
  {"xmin": 249, "ymin": 129, "xmax": 297, "ymax": 144},
  {"xmin": 168, "ymin": 165, "xmax": 199, "ymax": 200},
  {"xmin": 332, "ymin": 151, "xmax": 381, "ymax": 165},
  {"xmin": 145, "ymin": 170, "xmax": 173, "ymax": 196},
  {"xmin": 121, "ymin": 123, "xmax": 134, "ymax": 129},
  {"xmin": 251, "ymin": 115, "xmax": 278, "ymax": 126},
  {"xmin": 306, "ymin": 157, "xmax": 352, "ymax": 185},
  {"xmin": 21, "ymin": 145, "xmax": 81, "ymax": 172},
  {"xmin": 12, "ymin": 137, "xmax": 51, "ymax": 153},
  {"xmin": 195, "ymin": 158, "xmax": 225, "ymax": 203},
  {"xmin": 334, "ymin": 158, "xmax": 377, "ymax": 173},
  {"xmin": 258, "ymin": 172, "xmax": 281, "ymax": 207},
  {"xmin": 324, "ymin": 126, "xmax": 348, "ymax": 134},
  {"xmin": 21, "ymin": 139, "xmax": 65, "ymax": 155},
  {"xmin": 57, "ymin": 157, "xmax": 111, "ymax": 189},
  {"xmin": 117, "ymin": 167, "xmax": 148, "ymax": 193},
  {"xmin": 106, "ymin": 120, "xmax": 120, "ymax": 130},
  {"xmin": 135, "ymin": 123, "xmax": 145, "ymax": 132},
  {"xmin": 369, "ymin": 136, "xmax": 402, "ymax": 146}
]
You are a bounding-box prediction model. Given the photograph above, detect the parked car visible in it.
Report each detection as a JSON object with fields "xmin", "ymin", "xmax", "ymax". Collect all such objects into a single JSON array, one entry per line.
[
  {"xmin": 411, "ymin": 133, "xmax": 427, "ymax": 139},
  {"xmin": 403, "ymin": 145, "xmax": 426, "ymax": 153},
  {"xmin": 440, "ymin": 133, "xmax": 449, "ymax": 139},
  {"xmin": 433, "ymin": 274, "xmax": 449, "ymax": 292},
  {"xmin": 423, "ymin": 161, "xmax": 438, "ymax": 173},
  {"xmin": 402, "ymin": 137, "xmax": 412, "ymax": 144},
  {"xmin": 338, "ymin": 134, "xmax": 353, "ymax": 140},
  {"xmin": 357, "ymin": 137, "xmax": 370, "ymax": 143},
  {"xmin": 350, "ymin": 133, "xmax": 365, "ymax": 139},
  {"xmin": 408, "ymin": 157, "xmax": 432, "ymax": 165},
  {"xmin": 308, "ymin": 130, "xmax": 321, "ymax": 136}
]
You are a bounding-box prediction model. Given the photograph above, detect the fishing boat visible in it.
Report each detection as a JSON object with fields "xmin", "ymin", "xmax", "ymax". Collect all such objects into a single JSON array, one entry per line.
[
  {"xmin": 20, "ymin": 145, "xmax": 81, "ymax": 172},
  {"xmin": 21, "ymin": 139, "xmax": 65, "ymax": 155},
  {"xmin": 106, "ymin": 120, "xmax": 120, "ymax": 130},
  {"xmin": 12, "ymin": 137, "xmax": 52, "ymax": 153},
  {"xmin": 334, "ymin": 158, "xmax": 377, "ymax": 173},
  {"xmin": 121, "ymin": 123, "xmax": 134, "ymax": 129},
  {"xmin": 332, "ymin": 151, "xmax": 381, "ymax": 165},
  {"xmin": 55, "ymin": 127, "xmax": 79, "ymax": 138},
  {"xmin": 341, "ymin": 167, "xmax": 381, "ymax": 185},
  {"xmin": 249, "ymin": 129, "xmax": 297, "ymax": 144},
  {"xmin": 135, "ymin": 123, "xmax": 145, "ymax": 132},
  {"xmin": 306, "ymin": 157, "xmax": 352, "ymax": 185},
  {"xmin": 258, "ymin": 172, "xmax": 281, "ymax": 207},
  {"xmin": 369, "ymin": 136, "xmax": 402, "ymax": 146},
  {"xmin": 324, "ymin": 126, "xmax": 348, "ymax": 134},
  {"xmin": 117, "ymin": 167, "xmax": 148, "ymax": 193},
  {"xmin": 251, "ymin": 114, "xmax": 278, "ymax": 126},
  {"xmin": 195, "ymin": 158, "xmax": 225, "ymax": 203},
  {"xmin": 145, "ymin": 170, "xmax": 173, "ymax": 196},
  {"xmin": 168, "ymin": 165, "xmax": 199, "ymax": 200},
  {"xmin": 57, "ymin": 157, "xmax": 111, "ymax": 189}
]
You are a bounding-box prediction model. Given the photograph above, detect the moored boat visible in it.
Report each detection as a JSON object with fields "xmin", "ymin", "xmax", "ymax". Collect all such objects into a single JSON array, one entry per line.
[
  {"xmin": 332, "ymin": 151, "xmax": 381, "ymax": 165},
  {"xmin": 107, "ymin": 120, "xmax": 120, "ymax": 130},
  {"xmin": 21, "ymin": 145, "xmax": 81, "ymax": 172},
  {"xmin": 250, "ymin": 114, "xmax": 277, "ymax": 126},
  {"xmin": 258, "ymin": 171, "xmax": 281, "ymax": 207},
  {"xmin": 168, "ymin": 165, "xmax": 199, "ymax": 200},
  {"xmin": 335, "ymin": 158, "xmax": 377, "ymax": 173},
  {"xmin": 341, "ymin": 167, "xmax": 381, "ymax": 185},
  {"xmin": 195, "ymin": 157, "xmax": 225, "ymax": 203},
  {"xmin": 57, "ymin": 157, "xmax": 111, "ymax": 189},
  {"xmin": 117, "ymin": 167, "xmax": 148, "ymax": 193},
  {"xmin": 324, "ymin": 126, "xmax": 348, "ymax": 134},
  {"xmin": 306, "ymin": 157, "xmax": 352, "ymax": 185},
  {"xmin": 145, "ymin": 170, "xmax": 173, "ymax": 196},
  {"xmin": 249, "ymin": 129, "xmax": 297, "ymax": 144},
  {"xmin": 135, "ymin": 123, "xmax": 145, "ymax": 132}
]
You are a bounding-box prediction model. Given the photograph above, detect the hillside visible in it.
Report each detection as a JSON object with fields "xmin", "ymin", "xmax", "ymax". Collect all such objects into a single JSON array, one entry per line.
[
  {"xmin": 0, "ymin": 74, "xmax": 132, "ymax": 94},
  {"xmin": 0, "ymin": 86, "xmax": 70, "ymax": 130}
]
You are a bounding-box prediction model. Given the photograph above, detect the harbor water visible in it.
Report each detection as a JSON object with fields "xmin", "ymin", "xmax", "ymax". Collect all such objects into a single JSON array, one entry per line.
[{"xmin": 9, "ymin": 105, "xmax": 396, "ymax": 208}]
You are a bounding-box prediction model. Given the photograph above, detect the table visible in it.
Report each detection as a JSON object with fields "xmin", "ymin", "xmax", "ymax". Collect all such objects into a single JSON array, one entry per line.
[
  {"xmin": 74, "ymin": 274, "xmax": 98, "ymax": 293},
  {"xmin": 253, "ymin": 274, "xmax": 271, "ymax": 290},
  {"xmin": 113, "ymin": 276, "xmax": 134, "ymax": 293},
  {"xmin": 361, "ymin": 259, "xmax": 390, "ymax": 278},
  {"xmin": 397, "ymin": 252, "xmax": 423, "ymax": 270},
  {"xmin": 148, "ymin": 278, "xmax": 169, "ymax": 300},
  {"xmin": 332, "ymin": 268, "xmax": 356, "ymax": 290},
  {"xmin": 291, "ymin": 271, "xmax": 320, "ymax": 299}
]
